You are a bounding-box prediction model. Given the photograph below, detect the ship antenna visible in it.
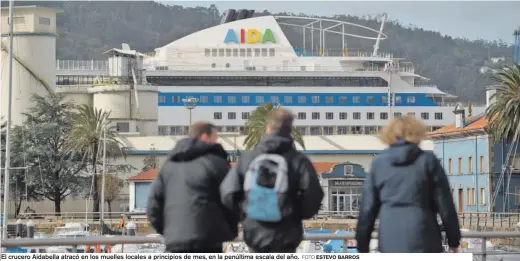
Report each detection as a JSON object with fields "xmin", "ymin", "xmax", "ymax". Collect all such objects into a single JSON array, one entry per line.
[{"xmin": 372, "ymin": 13, "xmax": 387, "ymax": 57}]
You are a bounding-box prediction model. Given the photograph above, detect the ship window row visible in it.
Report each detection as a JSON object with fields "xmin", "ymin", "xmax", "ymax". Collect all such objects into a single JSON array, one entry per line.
[
  {"xmin": 158, "ymin": 125, "xmax": 444, "ymax": 136},
  {"xmin": 147, "ymin": 76, "xmax": 388, "ymax": 87},
  {"xmin": 161, "ymin": 93, "xmax": 421, "ymax": 106},
  {"xmin": 204, "ymin": 48, "xmax": 275, "ymax": 58},
  {"xmin": 211, "ymin": 111, "xmax": 444, "ymax": 121},
  {"xmin": 56, "ymin": 75, "xmax": 111, "ymax": 85}
]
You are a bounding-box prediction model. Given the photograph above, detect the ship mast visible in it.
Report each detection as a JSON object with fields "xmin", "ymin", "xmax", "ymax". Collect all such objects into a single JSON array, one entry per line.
[{"xmin": 372, "ymin": 13, "xmax": 387, "ymax": 57}]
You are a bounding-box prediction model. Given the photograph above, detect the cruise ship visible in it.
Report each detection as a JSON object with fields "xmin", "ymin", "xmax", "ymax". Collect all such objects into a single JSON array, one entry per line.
[{"xmin": 55, "ymin": 9, "xmax": 485, "ymax": 136}]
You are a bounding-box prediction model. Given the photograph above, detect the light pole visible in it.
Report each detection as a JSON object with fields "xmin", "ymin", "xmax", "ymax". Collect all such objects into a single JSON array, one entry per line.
[
  {"xmin": 100, "ymin": 125, "xmax": 107, "ymax": 234},
  {"xmin": 182, "ymin": 98, "xmax": 198, "ymax": 131}
]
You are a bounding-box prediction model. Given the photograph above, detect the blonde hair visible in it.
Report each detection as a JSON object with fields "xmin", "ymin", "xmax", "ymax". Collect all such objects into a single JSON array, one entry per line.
[{"xmin": 379, "ymin": 115, "xmax": 426, "ymax": 145}]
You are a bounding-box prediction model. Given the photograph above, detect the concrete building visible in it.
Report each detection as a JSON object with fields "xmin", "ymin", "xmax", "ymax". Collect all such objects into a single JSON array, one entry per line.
[
  {"xmin": 1, "ymin": 6, "xmax": 61, "ymax": 126},
  {"xmin": 428, "ymin": 106, "xmax": 520, "ymax": 213}
]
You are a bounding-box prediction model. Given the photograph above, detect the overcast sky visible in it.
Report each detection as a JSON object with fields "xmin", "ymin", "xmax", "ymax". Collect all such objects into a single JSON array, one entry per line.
[{"xmin": 161, "ymin": 1, "xmax": 520, "ymax": 44}]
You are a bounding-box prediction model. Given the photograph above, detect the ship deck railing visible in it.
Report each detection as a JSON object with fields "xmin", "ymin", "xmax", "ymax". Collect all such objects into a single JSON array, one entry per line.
[
  {"xmin": 2, "ymin": 231, "xmax": 520, "ymax": 260},
  {"xmin": 55, "ymin": 60, "xmax": 416, "ymax": 73}
]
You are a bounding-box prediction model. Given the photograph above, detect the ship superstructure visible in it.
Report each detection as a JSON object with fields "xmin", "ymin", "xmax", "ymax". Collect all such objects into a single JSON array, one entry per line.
[{"xmin": 55, "ymin": 10, "xmax": 484, "ymax": 136}]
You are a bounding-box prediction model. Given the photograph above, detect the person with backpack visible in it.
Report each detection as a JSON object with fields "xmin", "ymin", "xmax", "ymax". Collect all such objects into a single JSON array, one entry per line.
[
  {"xmin": 147, "ymin": 121, "xmax": 239, "ymax": 253},
  {"xmin": 220, "ymin": 108, "xmax": 324, "ymax": 253},
  {"xmin": 355, "ymin": 116, "xmax": 461, "ymax": 253}
]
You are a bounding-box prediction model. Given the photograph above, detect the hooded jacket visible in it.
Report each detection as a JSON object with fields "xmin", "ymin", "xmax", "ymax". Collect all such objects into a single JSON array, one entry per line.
[
  {"xmin": 220, "ymin": 133, "xmax": 324, "ymax": 252},
  {"xmin": 147, "ymin": 137, "xmax": 239, "ymax": 252},
  {"xmin": 356, "ymin": 140, "xmax": 461, "ymax": 253}
]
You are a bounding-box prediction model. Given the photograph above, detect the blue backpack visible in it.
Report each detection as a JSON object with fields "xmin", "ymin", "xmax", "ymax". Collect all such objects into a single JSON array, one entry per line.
[{"xmin": 243, "ymin": 153, "xmax": 292, "ymax": 222}]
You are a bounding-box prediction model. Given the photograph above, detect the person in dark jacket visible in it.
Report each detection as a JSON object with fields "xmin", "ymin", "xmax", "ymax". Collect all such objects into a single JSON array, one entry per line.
[
  {"xmin": 356, "ymin": 115, "xmax": 461, "ymax": 253},
  {"xmin": 220, "ymin": 108, "xmax": 324, "ymax": 253},
  {"xmin": 147, "ymin": 121, "xmax": 238, "ymax": 253}
]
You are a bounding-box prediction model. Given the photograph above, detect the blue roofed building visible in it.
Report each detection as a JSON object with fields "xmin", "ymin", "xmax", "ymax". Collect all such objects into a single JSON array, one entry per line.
[{"xmin": 428, "ymin": 103, "xmax": 520, "ymax": 213}]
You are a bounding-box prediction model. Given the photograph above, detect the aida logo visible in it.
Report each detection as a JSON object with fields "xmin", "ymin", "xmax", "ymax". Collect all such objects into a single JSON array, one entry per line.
[{"xmin": 223, "ymin": 29, "xmax": 276, "ymax": 44}]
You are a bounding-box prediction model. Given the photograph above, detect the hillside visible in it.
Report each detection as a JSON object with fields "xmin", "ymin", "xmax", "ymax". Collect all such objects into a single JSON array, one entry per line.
[{"xmin": 6, "ymin": 1, "xmax": 515, "ymax": 102}]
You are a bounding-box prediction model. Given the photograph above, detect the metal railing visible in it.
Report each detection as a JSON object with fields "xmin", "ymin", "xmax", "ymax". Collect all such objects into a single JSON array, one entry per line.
[
  {"xmin": 12, "ymin": 211, "xmax": 520, "ymax": 228},
  {"xmin": 2, "ymin": 231, "xmax": 520, "ymax": 260}
]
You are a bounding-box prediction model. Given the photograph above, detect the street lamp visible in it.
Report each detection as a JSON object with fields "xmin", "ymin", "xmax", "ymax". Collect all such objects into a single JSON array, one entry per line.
[{"xmin": 182, "ymin": 98, "xmax": 198, "ymax": 130}]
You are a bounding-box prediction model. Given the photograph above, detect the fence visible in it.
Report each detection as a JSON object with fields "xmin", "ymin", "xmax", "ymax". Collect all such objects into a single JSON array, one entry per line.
[{"xmin": 2, "ymin": 231, "xmax": 520, "ymax": 261}]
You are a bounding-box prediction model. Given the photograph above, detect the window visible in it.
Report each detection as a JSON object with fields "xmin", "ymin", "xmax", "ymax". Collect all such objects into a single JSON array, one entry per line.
[
  {"xmin": 214, "ymin": 112, "xmax": 222, "ymax": 120},
  {"xmin": 310, "ymin": 127, "xmax": 322, "ymax": 135},
  {"xmin": 339, "ymin": 96, "xmax": 347, "ymax": 104},
  {"xmin": 218, "ymin": 49, "xmax": 225, "ymax": 56},
  {"xmin": 297, "ymin": 112, "xmax": 306, "ymax": 120},
  {"xmin": 228, "ymin": 112, "xmax": 236, "ymax": 120},
  {"xmin": 353, "ymin": 96, "xmax": 360, "ymax": 103},
  {"xmin": 395, "ymin": 96, "xmax": 402, "ymax": 104},
  {"xmin": 467, "ymin": 188, "xmax": 475, "ymax": 205},
  {"xmin": 172, "ymin": 96, "xmax": 180, "ymax": 103},
  {"xmin": 269, "ymin": 48, "xmax": 275, "ymax": 56},
  {"xmin": 271, "ymin": 96, "xmax": 279, "ymax": 103},
  {"xmin": 468, "ymin": 156, "xmax": 473, "ymax": 174},
  {"xmin": 233, "ymin": 49, "xmax": 239, "ymax": 57},
  {"xmin": 326, "ymin": 112, "xmax": 334, "ymax": 120},
  {"xmin": 241, "ymin": 96, "xmax": 250, "ymax": 104},
  {"xmin": 381, "ymin": 96, "xmax": 388, "ymax": 104},
  {"xmin": 214, "ymin": 96, "xmax": 222, "ymax": 103},
  {"xmin": 339, "ymin": 112, "xmax": 348, "ymax": 120},
  {"xmin": 407, "ymin": 96, "xmax": 416, "ymax": 103},
  {"xmin": 284, "ymin": 96, "xmax": 292, "ymax": 104},
  {"xmin": 297, "ymin": 127, "xmax": 306, "ymax": 135},
  {"xmin": 366, "ymin": 96, "xmax": 374, "ymax": 104},
  {"xmin": 353, "ymin": 112, "xmax": 361, "ymax": 120},
  {"xmin": 380, "ymin": 112, "xmax": 388, "ymax": 120},
  {"xmin": 228, "ymin": 96, "xmax": 236, "ymax": 104},
  {"xmin": 312, "ymin": 96, "xmax": 320, "ymax": 104},
  {"xmin": 246, "ymin": 48, "xmax": 252, "ymax": 57},
  {"xmin": 480, "ymin": 188, "xmax": 486, "ymax": 205},
  {"xmin": 480, "ymin": 155, "xmax": 485, "ymax": 173},
  {"xmin": 116, "ymin": 122, "xmax": 130, "ymax": 132},
  {"xmin": 254, "ymin": 48, "xmax": 260, "ymax": 56},
  {"xmin": 159, "ymin": 96, "xmax": 166, "ymax": 103},
  {"xmin": 256, "ymin": 96, "xmax": 264, "ymax": 103},
  {"xmin": 211, "ymin": 49, "xmax": 217, "ymax": 57},
  {"xmin": 408, "ymin": 112, "xmax": 415, "ymax": 117},
  {"xmin": 325, "ymin": 96, "xmax": 334, "ymax": 104},
  {"xmin": 261, "ymin": 48, "xmax": 268, "ymax": 57},
  {"xmin": 9, "ymin": 17, "xmax": 25, "ymax": 25},
  {"xmin": 324, "ymin": 126, "xmax": 334, "ymax": 135},
  {"xmin": 312, "ymin": 112, "xmax": 320, "ymax": 120},
  {"xmin": 39, "ymin": 16, "xmax": 51, "ymax": 26},
  {"xmin": 200, "ymin": 96, "xmax": 208, "ymax": 104},
  {"xmin": 435, "ymin": 112, "xmax": 443, "ymax": 120},
  {"xmin": 298, "ymin": 96, "xmax": 306, "ymax": 103},
  {"xmin": 240, "ymin": 49, "xmax": 246, "ymax": 57},
  {"xmin": 366, "ymin": 112, "xmax": 375, "ymax": 120},
  {"xmin": 458, "ymin": 157, "xmax": 462, "ymax": 175},
  {"xmin": 448, "ymin": 158, "xmax": 452, "ymax": 175},
  {"xmin": 242, "ymin": 112, "xmax": 250, "ymax": 120},
  {"xmin": 205, "ymin": 49, "xmax": 210, "ymax": 57},
  {"xmin": 421, "ymin": 112, "xmax": 429, "ymax": 120},
  {"xmin": 226, "ymin": 49, "xmax": 231, "ymax": 57}
]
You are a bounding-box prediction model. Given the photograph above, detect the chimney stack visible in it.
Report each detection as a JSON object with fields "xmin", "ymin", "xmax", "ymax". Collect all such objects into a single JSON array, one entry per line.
[{"xmin": 453, "ymin": 103, "xmax": 465, "ymax": 129}]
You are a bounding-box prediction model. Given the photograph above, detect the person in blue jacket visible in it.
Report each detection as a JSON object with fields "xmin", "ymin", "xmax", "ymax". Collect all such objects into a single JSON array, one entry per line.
[{"xmin": 356, "ymin": 115, "xmax": 461, "ymax": 253}]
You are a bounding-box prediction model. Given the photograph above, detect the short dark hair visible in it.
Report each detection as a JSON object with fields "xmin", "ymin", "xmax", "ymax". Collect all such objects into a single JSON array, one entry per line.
[
  {"xmin": 189, "ymin": 121, "xmax": 216, "ymax": 138},
  {"xmin": 267, "ymin": 108, "xmax": 294, "ymax": 135}
]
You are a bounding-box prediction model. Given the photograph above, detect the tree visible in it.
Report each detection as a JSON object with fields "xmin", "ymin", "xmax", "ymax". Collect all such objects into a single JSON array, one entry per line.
[
  {"xmin": 97, "ymin": 173, "xmax": 124, "ymax": 214},
  {"xmin": 66, "ymin": 104, "xmax": 124, "ymax": 218},
  {"xmin": 243, "ymin": 102, "xmax": 305, "ymax": 150},
  {"xmin": 5, "ymin": 92, "xmax": 86, "ymax": 214},
  {"xmin": 141, "ymin": 145, "xmax": 159, "ymax": 172},
  {"xmin": 486, "ymin": 63, "xmax": 520, "ymax": 143}
]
